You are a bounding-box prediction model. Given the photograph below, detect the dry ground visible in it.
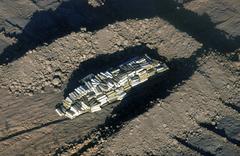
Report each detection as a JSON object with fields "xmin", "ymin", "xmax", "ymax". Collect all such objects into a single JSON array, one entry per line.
[{"xmin": 0, "ymin": 0, "xmax": 239, "ymax": 155}]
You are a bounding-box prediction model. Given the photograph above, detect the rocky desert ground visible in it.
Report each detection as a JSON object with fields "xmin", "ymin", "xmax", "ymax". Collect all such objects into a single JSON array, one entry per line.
[{"xmin": 0, "ymin": 0, "xmax": 239, "ymax": 155}]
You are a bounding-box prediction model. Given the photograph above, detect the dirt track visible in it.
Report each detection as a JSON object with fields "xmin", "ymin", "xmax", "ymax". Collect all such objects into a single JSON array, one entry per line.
[{"xmin": 0, "ymin": 0, "xmax": 239, "ymax": 155}]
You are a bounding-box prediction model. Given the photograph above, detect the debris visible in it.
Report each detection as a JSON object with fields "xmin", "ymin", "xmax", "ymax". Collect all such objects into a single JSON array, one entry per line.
[{"xmin": 55, "ymin": 54, "xmax": 169, "ymax": 119}]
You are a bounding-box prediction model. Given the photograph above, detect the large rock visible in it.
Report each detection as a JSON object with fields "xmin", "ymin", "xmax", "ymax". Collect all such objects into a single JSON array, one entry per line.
[{"xmin": 52, "ymin": 77, "xmax": 61, "ymax": 86}]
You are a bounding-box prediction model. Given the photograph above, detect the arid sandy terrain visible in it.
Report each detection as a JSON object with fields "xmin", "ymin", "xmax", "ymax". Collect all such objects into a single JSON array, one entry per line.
[{"xmin": 0, "ymin": 0, "xmax": 239, "ymax": 155}]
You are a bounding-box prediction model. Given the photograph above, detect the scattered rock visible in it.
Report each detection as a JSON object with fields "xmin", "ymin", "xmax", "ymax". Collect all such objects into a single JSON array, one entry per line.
[{"xmin": 52, "ymin": 77, "xmax": 61, "ymax": 86}]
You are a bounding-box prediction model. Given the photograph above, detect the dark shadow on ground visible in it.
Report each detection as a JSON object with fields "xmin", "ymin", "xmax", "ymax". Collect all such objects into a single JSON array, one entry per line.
[
  {"xmin": 174, "ymin": 136, "xmax": 214, "ymax": 156},
  {"xmin": 0, "ymin": 118, "xmax": 68, "ymax": 142},
  {"xmin": 222, "ymin": 98, "xmax": 240, "ymax": 113},
  {"xmin": 174, "ymin": 125, "xmax": 240, "ymax": 156},
  {"xmin": 1, "ymin": 0, "xmax": 240, "ymax": 65},
  {"xmin": 199, "ymin": 117, "xmax": 240, "ymax": 146}
]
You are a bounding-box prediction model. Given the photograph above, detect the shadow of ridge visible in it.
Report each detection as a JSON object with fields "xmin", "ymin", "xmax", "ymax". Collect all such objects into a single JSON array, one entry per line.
[
  {"xmin": 223, "ymin": 101, "xmax": 240, "ymax": 113},
  {"xmin": 62, "ymin": 46, "xmax": 206, "ymax": 155},
  {"xmin": 173, "ymin": 136, "xmax": 215, "ymax": 156},
  {"xmin": 0, "ymin": 118, "xmax": 68, "ymax": 142},
  {"xmin": 1, "ymin": 0, "xmax": 240, "ymax": 65},
  {"xmin": 199, "ymin": 122, "xmax": 240, "ymax": 146},
  {"xmin": 64, "ymin": 44, "xmax": 166, "ymax": 97},
  {"xmin": 175, "ymin": 131, "xmax": 240, "ymax": 156}
]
